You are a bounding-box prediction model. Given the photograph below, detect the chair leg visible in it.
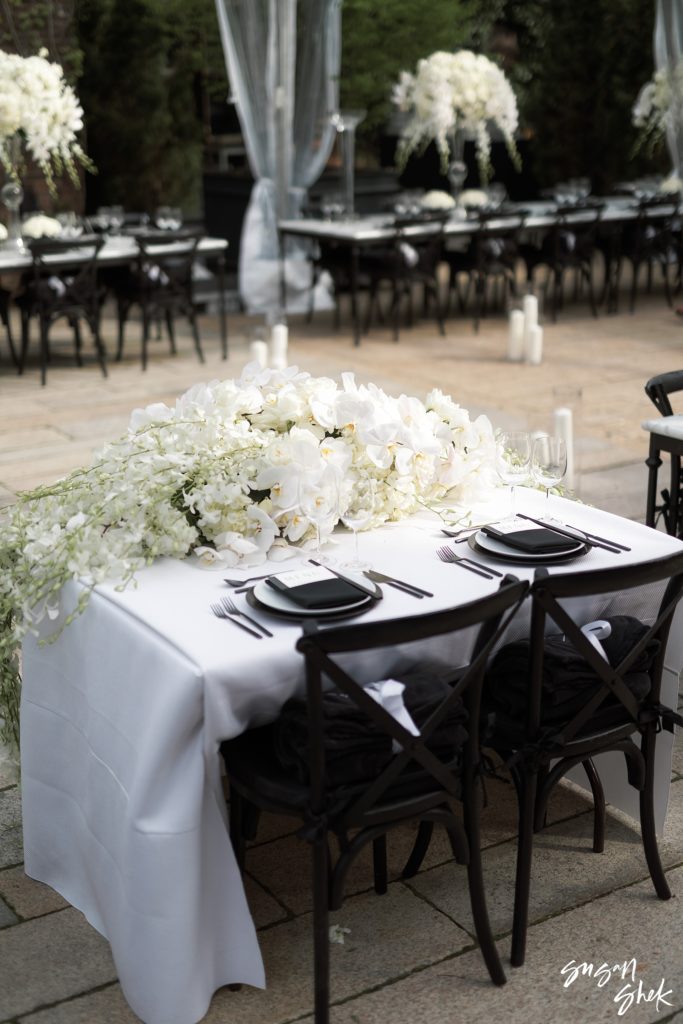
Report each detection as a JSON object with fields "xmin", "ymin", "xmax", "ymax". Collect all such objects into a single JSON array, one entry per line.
[
  {"xmin": 463, "ymin": 780, "xmax": 506, "ymax": 985},
  {"xmin": 312, "ymin": 837, "xmax": 331, "ymax": 1024},
  {"xmin": 91, "ymin": 320, "xmax": 108, "ymax": 379},
  {"xmin": 116, "ymin": 302, "xmax": 128, "ymax": 361},
  {"xmin": 39, "ymin": 319, "xmax": 49, "ymax": 386},
  {"xmin": 2, "ymin": 309, "xmax": 18, "ymax": 369},
  {"xmin": 402, "ymin": 820, "xmax": 434, "ymax": 879},
  {"xmin": 73, "ymin": 319, "xmax": 84, "ymax": 367},
  {"xmin": 189, "ymin": 312, "xmax": 205, "ymax": 364},
  {"xmin": 372, "ymin": 834, "xmax": 388, "ymax": 895},
  {"xmin": 645, "ymin": 439, "xmax": 662, "ymax": 528},
  {"xmin": 18, "ymin": 312, "xmax": 29, "ymax": 375},
  {"xmin": 165, "ymin": 310, "xmax": 177, "ymax": 355},
  {"xmin": 640, "ymin": 725, "xmax": 672, "ymax": 900},
  {"xmin": 582, "ymin": 758, "xmax": 606, "ymax": 853},
  {"xmin": 510, "ymin": 771, "xmax": 536, "ymax": 968}
]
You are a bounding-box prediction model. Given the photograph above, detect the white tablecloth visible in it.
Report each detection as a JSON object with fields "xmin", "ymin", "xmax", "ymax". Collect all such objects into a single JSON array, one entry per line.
[{"xmin": 20, "ymin": 491, "xmax": 683, "ymax": 1024}]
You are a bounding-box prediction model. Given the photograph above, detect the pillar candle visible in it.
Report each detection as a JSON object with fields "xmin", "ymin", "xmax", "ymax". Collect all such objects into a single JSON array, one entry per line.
[
  {"xmin": 269, "ymin": 323, "xmax": 289, "ymax": 369},
  {"xmin": 248, "ymin": 340, "xmax": 268, "ymax": 368},
  {"xmin": 553, "ymin": 406, "xmax": 575, "ymax": 491},
  {"xmin": 527, "ymin": 324, "xmax": 544, "ymax": 365},
  {"xmin": 507, "ymin": 309, "xmax": 525, "ymax": 361},
  {"xmin": 522, "ymin": 293, "xmax": 538, "ymax": 361}
]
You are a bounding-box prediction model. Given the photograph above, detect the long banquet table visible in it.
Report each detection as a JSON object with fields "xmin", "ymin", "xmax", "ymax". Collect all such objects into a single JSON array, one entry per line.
[
  {"xmin": 20, "ymin": 489, "xmax": 683, "ymax": 1024},
  {"xmin": 0, "ymin": 234, "xmax": 230, "ymax": 358},
  {"xmin": 279, "ymin": 197, "xmax": 677, "ymax": 345}
]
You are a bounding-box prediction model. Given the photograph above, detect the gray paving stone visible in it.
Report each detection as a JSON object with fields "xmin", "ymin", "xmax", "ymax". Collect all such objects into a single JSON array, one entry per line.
[
  {"xmin": 0, "ymin": 907, "xmax": 117, "ymax": 1020},
  {"xmin": 311, "ymin": 864, "xmax": 683, "ymax": 1024},
  {"xmin": 0, "ymin": 743, "xmax": 19, "ymax": 788},
  {"xmin": 0, "ymin": 894, "xmax": 17, "ymax": 928},
  {"xmin": 0, "ymin": 866, "xmax": 68, "ymax": 920},
  {"xmin": 201, "ymin": 882, "xmax": 470, "ymax": 1024},
  {"xmin": 18, "ymin": 985, "xmax": 140, "ymax": 1024},
  {"xmin": 408, "ymin": 808, "xmax": 662, "ymax": 939},
  {"xmin": 0, "ymin": 787, "xmax": 23, "ymax": 868},
  {"xmin": 244, "ymin": 874, "xmax": 288, "ymax": 929}
]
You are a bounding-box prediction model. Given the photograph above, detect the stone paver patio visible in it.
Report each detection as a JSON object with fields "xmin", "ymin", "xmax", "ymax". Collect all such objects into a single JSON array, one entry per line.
[{"xmin": 1, "ymin": 287, "xmax": 683, "ymax": 1024}]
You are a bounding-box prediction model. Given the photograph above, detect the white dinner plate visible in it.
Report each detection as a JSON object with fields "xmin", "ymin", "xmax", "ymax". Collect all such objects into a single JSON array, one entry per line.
[
  {"xmin": 470, "ymin": 529, "xmax": 587, "ymax": 564},
  {"xmin": 252, "ymin": 575, "xmax": 373, "ymax": 617}
]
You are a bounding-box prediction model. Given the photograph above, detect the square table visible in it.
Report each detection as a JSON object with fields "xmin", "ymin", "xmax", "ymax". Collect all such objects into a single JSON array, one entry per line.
[{"xmin": 20, "ymin": 489, "xmax": 683, "ymax": 1024}]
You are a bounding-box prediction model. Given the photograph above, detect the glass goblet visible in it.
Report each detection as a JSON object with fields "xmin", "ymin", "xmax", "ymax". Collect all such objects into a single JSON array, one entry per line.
[
  {"xmin": 340, "ymin": 480, "xmax": 375, "ymax": 571},
  {"xmin": 495, "ymin": 430, "xmax": 531, "ymax": 522},
  {"xmin": 531, "ymin": 435, "xmax": 567, "ymax": 510},
  {"xmin": 299, "ymin": 476, "xmax": 340, "ymax": 566}
]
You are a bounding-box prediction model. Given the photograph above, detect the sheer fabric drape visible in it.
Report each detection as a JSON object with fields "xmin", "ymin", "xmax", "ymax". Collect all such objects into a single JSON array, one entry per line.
[
  {"xmin": 655, "ymin": 0, "xmax": 683, "ymax": 175},
  {"xmin": 214, "ymin": 0, "xmax": 341, "ymax": 315}
]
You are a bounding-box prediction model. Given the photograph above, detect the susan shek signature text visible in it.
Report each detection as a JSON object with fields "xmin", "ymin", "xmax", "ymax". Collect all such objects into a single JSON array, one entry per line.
[{"xmin": 561, "ymin": 959, "xmax": 673, "ymax": 1016}]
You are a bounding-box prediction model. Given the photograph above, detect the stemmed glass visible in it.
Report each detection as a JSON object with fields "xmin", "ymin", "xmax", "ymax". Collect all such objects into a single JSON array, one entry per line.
[
  {"xmin": 299, "ymin": 471, "xmax": 340, "ymax": 565},
  {"xmin": 340, "ymin": 479, "xmax": 375, "ymax": 571},
  {"xmin": 531, "ymin": 435, "xmax": 567, "ymax": 509},
  {"xmin": 495, "ymin": 430, "xmax": 531, "ymax": 522}
]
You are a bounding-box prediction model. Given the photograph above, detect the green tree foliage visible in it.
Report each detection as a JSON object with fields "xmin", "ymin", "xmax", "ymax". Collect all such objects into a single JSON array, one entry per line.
[
  {"xmin": 0, "ymin": 0, "xmax": 81, "ymax": 76},
  {"xmin": 75, "ymin": 0, "xmax": 226, "ymax": 214},
  {"xmin": 339, "ymin": 0, "xmax": 477, "ymax": 156}
]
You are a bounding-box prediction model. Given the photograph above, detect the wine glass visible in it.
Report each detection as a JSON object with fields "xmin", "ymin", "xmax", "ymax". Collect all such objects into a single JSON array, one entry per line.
[
  {"xmin": 495, "ymin": 430, "xmax": 531, "ymax": 522},
  {"xmin": 531, "ymin": 435, "xmax": 567, "ymax": 508},
  {"xmin": 299, "ymin": 472, "xmax": 340, "ymax": 565},
  {"xmin": 340, "ymin": 479, "xmax": 375, "ymax": 571}
]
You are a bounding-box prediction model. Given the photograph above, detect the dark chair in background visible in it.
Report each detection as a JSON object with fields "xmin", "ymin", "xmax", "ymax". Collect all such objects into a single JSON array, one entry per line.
[
  {"xmin": 0, "ymin": 287, "xmax": 17, "ymax": 368},
  {"xmin": 525, "ymin": 202, "xmax": 604, "ymax": 322},
  {"xmin": 221, "ymin": 577, "xmax": 527, "ymax": 1021},
  {"xmin": 446, "ymin": 208, "xmax": 527, "ymax": 332},
  {"xmin": 361, "ymin": 216, "xmax": 448, "ymax": 339},
  {"xmin": 113, "ymin": 229, "xmax": 205, "ymax": 370},
  {"xmin": 16, "ymin": 235, "xmax": 107, "ymax": 385},
  {"xmin": 483, "ymin": 555, "xmax": 683, "ymax": 966},
  {"xmin": 643, "ymin": 370, "xmax": 683, "ymax": 536},
  {"xmin": 614, "ymin": 195, "xmax": 679, "ymax": 314}
]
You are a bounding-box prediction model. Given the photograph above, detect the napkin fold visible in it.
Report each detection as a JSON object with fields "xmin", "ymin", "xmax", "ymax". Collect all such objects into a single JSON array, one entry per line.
[
  {"xmin": 482, "ymin": 525, "xmax": 578, "ymax": 554},
  {"xmin": 266, "ymin": 575, "xmax": 364, "ymax": 609}
]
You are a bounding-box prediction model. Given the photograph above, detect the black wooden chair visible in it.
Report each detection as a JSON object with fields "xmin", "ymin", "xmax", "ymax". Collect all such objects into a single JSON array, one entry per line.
[
  {"xmin": 529, "ymin": 202, "xmax": 604, "ymax": 322},
  {"xmin": 643, "ymin": 370, "xmax": 683, "ymax": 536},
  {"xmin": 361, "ymin": 216, "xmax": 448, "ymax": 340},
  {"xmin": 616, "ymin": 195, "xmax": 679, "ymax": 313},
  {"xmin": 113, "ymin": 229, "xmax": 205, "ymax": 370},
  {"xmin": 220, "ymin": 576, "xmax": 528, "ymax": 1022},
  {"xmin": 16, "ymin": 235, "xmax": 107, "ymax": 385},
  {"xmin": 482, "ymin": 553, "xmax": 683, "ymax": 967},
  {"xmin": 445, "ymin": 208, "xmax": 527, "ymax": 332},
  {"xmin": 0, "ymin": 287, "xmax": 18, "ymax": 368}
]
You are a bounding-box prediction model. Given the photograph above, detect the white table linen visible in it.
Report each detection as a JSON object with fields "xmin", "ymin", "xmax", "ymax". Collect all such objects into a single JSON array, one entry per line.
[{"xmin": 20, "ymin": 490, "xmax": 683, "ymax": 1024}]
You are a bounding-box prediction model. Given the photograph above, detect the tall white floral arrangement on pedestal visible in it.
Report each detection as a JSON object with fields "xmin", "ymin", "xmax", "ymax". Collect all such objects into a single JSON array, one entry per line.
[
  {"xmin": 392, "ymin": 49, "xmax": 520, "ymax": 185},
  {"xmin": 0, "ymin": 47, "xmax": 93, "ymax": 195},
  {"xmin": 632, "ymin": 60, "xmax": 683, "ymax": 161},
  {"xmin": 0, "ymin": 367, "xmax": 501, "ymax": 749}
]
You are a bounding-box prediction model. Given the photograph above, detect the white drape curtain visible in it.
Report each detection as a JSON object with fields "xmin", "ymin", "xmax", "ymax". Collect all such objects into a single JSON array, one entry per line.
[
  {"xmin": 214, "ymin": 0, "xmax": 341, "ymax": 315},
  {"xmin": 654, "ymin": 0, "xmax": 683, "ymax": 174}
]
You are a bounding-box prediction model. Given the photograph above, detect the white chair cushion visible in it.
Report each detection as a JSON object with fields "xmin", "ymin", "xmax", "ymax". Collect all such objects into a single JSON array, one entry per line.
[{"xmin": 642, "ymin": 414, "xmax": 683, "ymax": 439}]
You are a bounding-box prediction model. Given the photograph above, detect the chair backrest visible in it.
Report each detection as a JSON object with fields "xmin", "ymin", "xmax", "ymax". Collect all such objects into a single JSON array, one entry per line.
[
  {"xmin": 294, "ymin": 576, "xmax": 528, "ymax": 829},
  {"xmin": 520, "ymin": 552, "xmax": 683, "ymax": 745},
  {"xmin": 27, "ymin": 235, "xmax": 105, "ymax": 318},
  {"xmin": 134, "ymin": 229, "xmax": 202, "ymax": 299},
  {"xmin": 645, "ymin": 370, "xmax": 683, "ymax": 417}
]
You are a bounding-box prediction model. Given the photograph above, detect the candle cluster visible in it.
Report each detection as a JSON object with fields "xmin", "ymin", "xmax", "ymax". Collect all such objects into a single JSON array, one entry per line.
[
  {"xmin": 507, "ymin": 294, "xmax": 543, "ymax": 364},
  {"xmin": 249, "ymin": 323, "xmax": 289, "ymax": 370}
]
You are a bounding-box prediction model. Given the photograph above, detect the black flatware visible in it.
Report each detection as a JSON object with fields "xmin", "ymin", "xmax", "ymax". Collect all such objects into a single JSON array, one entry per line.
[
  {"xmin": 516, "ymin": 513, "xmax": 623, "ymax": 554},
  {"xmin": 364, "ymin": 569, "xmax": 432, "ymax": 598},
  {"xmin": 308, "ymin": 559, "xmax": 382, "ymax": 599}
]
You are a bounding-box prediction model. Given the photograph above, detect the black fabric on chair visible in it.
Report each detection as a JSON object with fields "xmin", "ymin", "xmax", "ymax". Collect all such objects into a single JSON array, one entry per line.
[
  {"xmin": 16, "ymin": 235, "xmax": 107, "ymax": 385},
  {"xmin": 113, "ymin": 229, "xmax": 205, "ymax": 370},
  {"xmin": 220, "ymin": 576, "xmax": 528, "ymax": 1022},
  {"xmin": 482, "ymin": 553, "xmax": 683, "ymax": 968},
  {"xmin": 644, "ymin": 370, "xmax": 683, "ymax": 536}
]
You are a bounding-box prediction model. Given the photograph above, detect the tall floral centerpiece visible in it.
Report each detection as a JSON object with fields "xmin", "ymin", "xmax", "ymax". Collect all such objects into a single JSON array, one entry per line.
[
  {"xmin": 0, "ymin": 48, "xmax": 92, "ymax": 249},
  {"xmin": 633, "ymin": 60, "xmax": 683, "ymax": 180},
  {"xmin": 392, "ymin": 49, "xmax": 520, "ymax": 192},
  {"xmin": 0, "ymin": 367, "xmax": 500, "ymax": 748}
]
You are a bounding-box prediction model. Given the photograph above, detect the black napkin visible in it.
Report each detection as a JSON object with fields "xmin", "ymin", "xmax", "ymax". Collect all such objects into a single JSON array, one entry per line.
[
  {"xmin": 266, "ymin": 575, "xmax": 365, "ymax": 609},
  {"xmin": 482, "ymin": 525, "xmax": 579, "ymax": 554}
]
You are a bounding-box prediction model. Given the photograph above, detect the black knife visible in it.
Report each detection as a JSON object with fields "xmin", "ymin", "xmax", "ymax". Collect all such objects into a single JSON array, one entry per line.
[
  {"xmin": 516, "ymin": 513, "xmax": 623, "ymax": 553},
  {"xmin": 308, "ymin": 559, "xmax": 382, "ymax": 599}
]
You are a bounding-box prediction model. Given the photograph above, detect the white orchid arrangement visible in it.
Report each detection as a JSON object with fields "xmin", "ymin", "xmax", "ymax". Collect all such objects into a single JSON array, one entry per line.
[
  {"xmin": 0, "ymin": 47, "xmax": 93, "ymax": 195},
  {"xmin": 632, "ymin": 60, "xmax": 683, "ymax": 155},
  {"xmin": 393, "ymin": 49, "xmax": 520, "ymax": 185},
  {"xmin": 0, "ymin": 367, "xmax": 500, "ymax": 748}
]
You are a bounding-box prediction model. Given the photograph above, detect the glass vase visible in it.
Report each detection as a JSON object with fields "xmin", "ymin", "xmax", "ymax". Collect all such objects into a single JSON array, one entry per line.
[
  {"xmin": 1, "ymin": 135, "xmax": 26, "ymax": 252},
  {"xmin": 447, "ymin": 128, "xmax": 467, "ymax": 203},
  {"xmin": 330, "ymin": 110, "xmax": 366, "ymax": 220}
]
